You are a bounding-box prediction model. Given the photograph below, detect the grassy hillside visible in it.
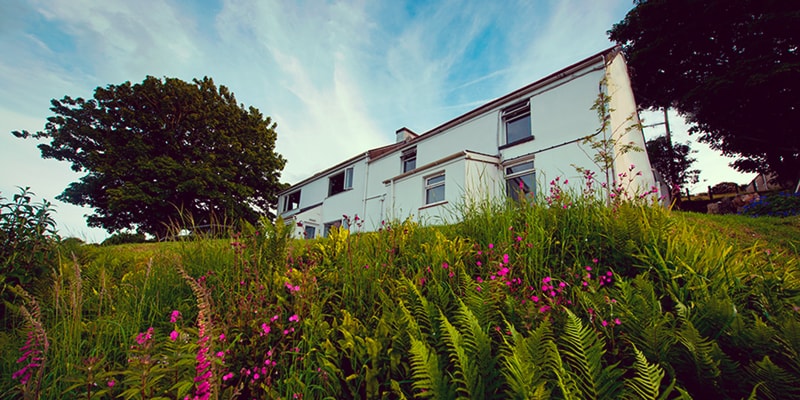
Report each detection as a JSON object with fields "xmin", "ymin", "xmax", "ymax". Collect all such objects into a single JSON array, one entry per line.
[{"xmin": 2, "ymin": 191, "xmax": 799, "ymax": 399}]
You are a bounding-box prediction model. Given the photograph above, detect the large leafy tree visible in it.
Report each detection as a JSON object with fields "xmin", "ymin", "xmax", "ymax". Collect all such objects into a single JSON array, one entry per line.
[
  {"xmin": 14, "ymin": 76, "xmax": 287, "ymax": 238},
  {"xmin": 609, "ymin": 0, "xmax": 800, "ymax": 186},
  {"xmin": 646, "ymin": 136, "xmax": 700, "ymax": 189}
]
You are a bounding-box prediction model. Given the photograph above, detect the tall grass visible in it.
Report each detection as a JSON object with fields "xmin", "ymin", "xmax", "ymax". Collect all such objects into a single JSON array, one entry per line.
[{"xmin": 2, "ymin": 180, "xmax": 799, "ymax": 399}]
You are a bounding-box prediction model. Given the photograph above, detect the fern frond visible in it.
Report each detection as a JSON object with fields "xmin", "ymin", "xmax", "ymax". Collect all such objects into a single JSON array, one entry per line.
[
  {"xmin": 501, "ymin": 319, "xmax": 557, "ymax": 399},
  {"xmin": 625, "ymin": 344, "xmax": 666, "ymax": 400},
  {"xmin": 675, "ymin": 305, "xmax": 721, "ymax": 381},
  {"xmin": 745, "ymin": 355, "xmax": 800, "ymax": 400},
  {"xmin": 439, "ymin": 309, "xmax": 473, "ymax": 399},
  {"xmin": 409, "ymin": 337, "xmax": 446, "ymax": 398},
  {"xmin": 559, "ymin": 309, "xmax": 624, "ymax": 400}
]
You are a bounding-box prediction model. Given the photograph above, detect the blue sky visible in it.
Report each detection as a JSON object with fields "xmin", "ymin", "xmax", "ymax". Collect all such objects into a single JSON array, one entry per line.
[{"xmin": 0, "ymin": 0, "xmax": 753, "ymax": 242}]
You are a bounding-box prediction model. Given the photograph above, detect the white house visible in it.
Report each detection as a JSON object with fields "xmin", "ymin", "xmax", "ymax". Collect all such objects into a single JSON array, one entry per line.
[{"xmin": 277, "ymin": 47, "xmax": 658, "ymax": 239}]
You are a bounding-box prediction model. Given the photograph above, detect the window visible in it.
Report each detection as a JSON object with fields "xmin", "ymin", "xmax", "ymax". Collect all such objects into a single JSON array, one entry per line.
[
  {"xmin": 502, "ymin": 100, "xmax": 532, "ymax": 145},
  {"xmin": 304, "ymin": 225, "xmax": 316, "ymax": 239},
  {"xmin": 425, "ymin": 173, "xmax": 445, "ymax": 204},
  {"xmin": 323, "ymin": 220, "xmax": 342, "ymax": 237},
  {"xmin": 328, "ymin": 167, "xmax": 354, "ymax": 196},
  {"xmin": 401, "ymin": 148, "xmax": 417, "ymax": 173},
  {"xmin": 505, "ymin": 161, "xmax": 535, "ymax": 201},
  {"xmin": 284, "ymin": 190, "xmax": 300, "ymax": 212}
]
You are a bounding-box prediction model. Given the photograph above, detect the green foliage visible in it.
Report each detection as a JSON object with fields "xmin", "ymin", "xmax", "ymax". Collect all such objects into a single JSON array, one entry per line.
[
  {"xmin": 646, "ymin": 136, "xmax": 700, "ymax": 189},
  {"xmin": 741, "ymin": 192, "xmax": 800, "ymax": 217},
  {"xmin": 609, "ymin": 0, "xmax": 800, "ymax": 185},
  {"xmin": 102, "ymin": 231, "xmax": 147, "ymax": 246},
  {"xmin": 13, "ymin": 76, "xmax": 287, "ymax": 238},
  {"xmin": 2, "ymin": 185, "xmax": 800, "ymax": 399},
  {"xmin": 0, "ymin": 187, "xmax": 59, "ymax": 314}
]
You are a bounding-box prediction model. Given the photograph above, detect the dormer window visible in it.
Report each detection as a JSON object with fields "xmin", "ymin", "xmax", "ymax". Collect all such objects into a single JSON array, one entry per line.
[
  {"xmin": 502, "ymin": 100, "xmax": 532, "ymax": 145},
  {"xmin": 401, "ymin": 148, "xmax": 417, "ymax": 173}
]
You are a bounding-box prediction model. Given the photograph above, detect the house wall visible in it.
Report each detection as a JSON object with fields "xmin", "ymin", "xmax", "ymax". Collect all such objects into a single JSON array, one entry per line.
[{"xmin": 279, "ymin": 50, "xmax": 658, "ymax": 238}]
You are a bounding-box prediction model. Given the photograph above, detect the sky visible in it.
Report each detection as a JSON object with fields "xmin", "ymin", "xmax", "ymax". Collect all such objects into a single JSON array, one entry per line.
[{"xmin": 0, "ymin": 0, "xmax": 754, "ymax": 243}]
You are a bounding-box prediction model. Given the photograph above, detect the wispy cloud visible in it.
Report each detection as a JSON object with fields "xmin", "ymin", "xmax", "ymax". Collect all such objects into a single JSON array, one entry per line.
[{"xmin": 0, "ymin": 0, "xmax": 751, "ymax": 241}]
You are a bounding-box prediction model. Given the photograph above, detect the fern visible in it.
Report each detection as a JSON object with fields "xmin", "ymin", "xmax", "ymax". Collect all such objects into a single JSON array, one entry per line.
[
  {"xmin": 675, "ymin": 303, "xmax": 721, "ymax": 378},
  {"xmin": 439, "ymin": 310, "xmax": 474, "ymax": 399},
  {"xmin": 501, "ymin": 320, "xmax": 557, "ymax": 399},
  {"xmin": 625, "ymin": 345, "xmax": 666, "ymax": 400},
  {"xmin": 745, "ymin": 355, "xmax": 800, "ymax": 400},
  {"xmin": 559, "ymin": 309, "xmax": 624, "ymax": 400},
  {"xmin": 408, "ymin": 337, "xmax": 447, "ymax": 398}
]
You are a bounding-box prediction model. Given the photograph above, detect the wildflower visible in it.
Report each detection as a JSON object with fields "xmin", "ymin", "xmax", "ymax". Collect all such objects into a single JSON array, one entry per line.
[
  {"xmin": 476, "ymin": 276, "xmax": 483, "ymax": 283},
  {"xmin": 502, "ymin": 254, "xmax": 509, "ymax": 264},
  {"xmin": 542, "ymin": 276, "xmax": 551, "ymax": 283},
  {"xmin": 476, "ymin": 261, "xmax": 482, "ymax": 266},
  {"xmin": 614, "ymin": 318, "xmax": 622, "ymax": 325},
  {"xmin": 135, "ymin": 327, "xmax": 154, "ymax": 346},
  {"xmin": 476, "ymin": 286, "xmax": 482, "ymax": 292},
  {"xmin": 216, "ymin": 351, "xmax": 225, "ymax": 358},
  {"xmin": 289, "ymin": 314, "xmax": 300, "ymax": 323},
  {"xmin": 108, "ymin": 380, "xmax": 115, "ymax": 388},
  {"xmin": 271, "ymin": 314, "xmax": 280, "ymax": 322},
  {"xmin": 531, "ymin": 295, "xmax": 540, "ymax": 303},
  {"xmin": 601, "ymin": 320, "xmax": 608, "ymax": 327},
  {"xmin": 442, "ymin": 262, "xmax": 449, "ymax": 269},
  {"xmin": 498, "ymin": 267, "xmax": 509, "ymax": 276},
  {"xmin": 222, "ymin": 372, "xmax": 234, "ymax": 381},
  {"xmin": 170, "ymin": 330, "xmax": 179, "ymax": 341},
  {"xmin": 170, "ymin": 310, "xmax": 182, "ymax": 323},
  {"xmin": 516, "ymin": 236, "xmax": 522, "ymax": 242},
  {"xmin": 489, "ymin": 243, "xmax": 494, "ymax": 249},
  {"xmin": 563, "ymin": 179, "xmax": 568, "ymax": 184},
  {"xmin": 586, "ymin": 266, "xmax": 592, "ymax": 271},
  {"xmin": 364, "ymin": 264, "xmax": 369, "ymax": 269},
  {"xmin": 261, "ymin": 324, "xmax": 271, "ymax": 336},
  {"xmin": 253, "ymin": 373, "xmax": 260, "ymax": 380}
]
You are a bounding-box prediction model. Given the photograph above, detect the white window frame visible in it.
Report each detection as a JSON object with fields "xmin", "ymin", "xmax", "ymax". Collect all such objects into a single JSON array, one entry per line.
[
  {"xmin": 303, "ymin": 224, "xmax": 317, "ymax": 239},
  {"xmin": 502, "ymin": 99, "xmax": 532, "ymax": 145},
  {"xmin": 328, "ymin": 167, "xmax": 354, "ymax": 196},
  {"xmin": 424, "ymin": 173, "xmax": 446, "ymax": 205},
  {"xmin": 283, "ymin": 190, "xmax": 301, "ymax": 212},
  {"xmin": 401, "ymin": 147, "xmax": 417, "ymax": 173},
  {"xmin": 504, "ymin": 159, "xmax": 535, "ymax": 201}
]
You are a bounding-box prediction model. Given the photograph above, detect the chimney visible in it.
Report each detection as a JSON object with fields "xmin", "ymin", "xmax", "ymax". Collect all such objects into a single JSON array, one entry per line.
[{"xmin": 395, "ymin": 127, "xmax": 417, "ymax": 143}]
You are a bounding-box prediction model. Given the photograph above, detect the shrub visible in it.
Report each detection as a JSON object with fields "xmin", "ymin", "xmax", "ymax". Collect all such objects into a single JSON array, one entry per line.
[
  {"xmin": 0, "ymin": 187, "xmax": 59, "ymax": 290},
  {"xmin": 101, "ymin": 231, "xmax": 147, "ymax": 246},
  {"xmin": 740, "ymin": 191, "xmax": 800, "ymax": 217}
]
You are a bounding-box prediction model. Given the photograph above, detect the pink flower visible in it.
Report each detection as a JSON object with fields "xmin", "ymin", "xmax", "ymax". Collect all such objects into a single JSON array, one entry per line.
[
  {"xmin": 216, "ymin": 351, "xmax": 225, "ymax": 358},
  {"xmin": 475, "ymin": 286, "xmax": 482, "ymax": 292},
  {"xmin": 476, "ymin": 261, "xmax": 482, "ymax": 266},
  {"xmin": 516, "ymin": 236, "xmax": 522, "ymax": 242},
  {"xmin": 108, "ymin": 380, "xmax": 115, "ymax": 388},
  {"xmin": 219, "ymin": 333, "xmax": 226, "ymax": 341},
  {"xmin": 289, "ymin": 314, "xmax": 300, "ymax": 323},
  {"xmin": 502, "ymin": 254, "xmax": 509, "ymax": 264},
  {"xmin": 542, "ymin": 276, "xmax": 551, "ymax": 283},
  {"xmin": 586, "ymin": 266, "xmax": 592, "ymax": 271},
  {"xmin": 442, "ymin": 262, "xmax": 449, "ymax": 269},
  {"xmin": 271, "ymin": 314, "xmax": 280, "ymax": 322},
  {"xmin": 601, "ymin": 320, "xmax": 608, "ymax": 327},
  {"xmin": 489, "ymin": 243, "xmax": 494, "ymax": 249},
  {"xmin": 531, "ymin": 295, "xmax": 540, "ymax": 303},
  {"xmin": 498, "ymin": 267, "xmax": 509, "ymax": 276},
  {"xmin": 476, "ymin": 276, "xmax": 483, "ymax": 283},
  {"xmin": 614, "ymin": 318, "xmax": 622, "ymax": 325},
  {"xmin": 261, "ymin": 323, "xmax": 271, "ymax": 335},
  {"xmin": 170, "ymin": 310, "xmax": 181, "ymax": 323},
  {"xmin": 222, "ymin": 372, "xmax": 234, "ymax": 381},
  {"xmin": 170, "ymin": 330, "xmax": 179, "ymax": 341}
]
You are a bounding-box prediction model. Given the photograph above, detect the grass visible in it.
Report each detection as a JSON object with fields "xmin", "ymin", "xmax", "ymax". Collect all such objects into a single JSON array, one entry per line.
[{"xmin": 2, "ymin": 186, "xmax": 800, "ymax": 399}]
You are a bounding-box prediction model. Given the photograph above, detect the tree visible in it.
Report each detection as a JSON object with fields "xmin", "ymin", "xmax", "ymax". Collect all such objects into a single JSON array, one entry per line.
[
  {"xmin": 609, "ymin": 0, "xmax": 800, "ymax": 186},
  {"xmin": 14, "ymin": 76, "xmax": 287, "ymax": 238},
  {"xmin": 645, "ymin": 136, "xmax": 700, "ymax": 189}
]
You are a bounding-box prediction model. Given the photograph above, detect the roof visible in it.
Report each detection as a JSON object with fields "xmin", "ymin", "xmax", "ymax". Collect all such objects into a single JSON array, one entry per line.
[{"xmin": 279, "ymin": 46, "xmax": 619, "ymax": 195}]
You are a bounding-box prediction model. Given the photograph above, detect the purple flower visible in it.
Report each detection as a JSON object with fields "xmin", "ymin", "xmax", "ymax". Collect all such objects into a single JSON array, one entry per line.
[
  {"xmin": 170, "ymin": 310, "xmax": 182, "ymax": 323},
  {"xmin": 170, "ymin": 330, "xmax": 179, "ymax": 341}
]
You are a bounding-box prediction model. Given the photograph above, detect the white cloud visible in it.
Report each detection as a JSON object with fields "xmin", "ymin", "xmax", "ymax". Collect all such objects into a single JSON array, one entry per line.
[{"xmin": 0, "ymin": 0, "xmax": 755, "ymax": 242}]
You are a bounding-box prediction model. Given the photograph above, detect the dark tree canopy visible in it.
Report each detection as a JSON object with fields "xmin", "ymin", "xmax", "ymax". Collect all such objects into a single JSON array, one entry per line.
[
  {"xmin": 646, "ymin": 136, "xmax": 700, "ymax": 189},
  {"xmin": 609, "ymin": 0, "xmax": 800, "ymax": 186},
  {"xmin": 14, "ymin": 76, "xmax": 287, "ymax": 237}
]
